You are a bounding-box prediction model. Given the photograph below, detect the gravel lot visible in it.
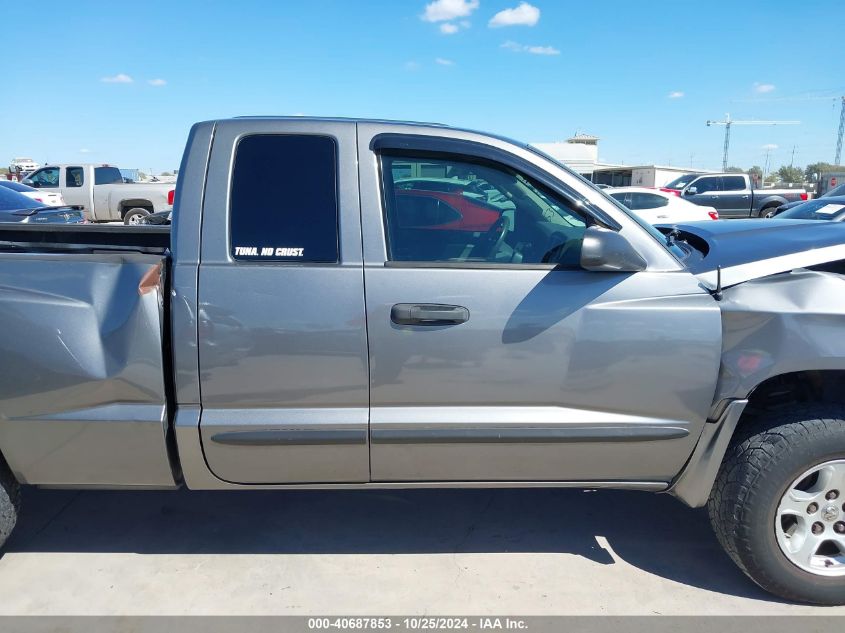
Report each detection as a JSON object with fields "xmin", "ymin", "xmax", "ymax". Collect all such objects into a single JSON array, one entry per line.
[{"xmin": 1, "ymin": 486, "xmax": 844, "ymax": 615}]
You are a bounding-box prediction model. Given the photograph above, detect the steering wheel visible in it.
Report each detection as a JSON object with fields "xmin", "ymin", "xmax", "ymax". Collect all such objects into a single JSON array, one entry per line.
[{"xmin": 477, "ymin": 215, "xmax": 511, "ymax": 259}]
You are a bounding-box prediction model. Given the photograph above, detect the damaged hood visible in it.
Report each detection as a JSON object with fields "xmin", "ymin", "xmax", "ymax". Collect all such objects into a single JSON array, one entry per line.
[{"xmin": 666, "ymin": 219, "xmax": 845, "ymax": 288}]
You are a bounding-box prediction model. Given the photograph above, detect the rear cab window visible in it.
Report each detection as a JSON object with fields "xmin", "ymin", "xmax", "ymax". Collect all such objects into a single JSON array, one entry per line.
[
  {"xmin": 94, "ymin": 167, "xmax": 123, "ymax": 185},
  {"xmin": 230, "ymin": 134, "xmax": 339, "ymax": 262},
  {"xmin": 721, "ymin": 175, "xmax": 746, "ymax": 191}
]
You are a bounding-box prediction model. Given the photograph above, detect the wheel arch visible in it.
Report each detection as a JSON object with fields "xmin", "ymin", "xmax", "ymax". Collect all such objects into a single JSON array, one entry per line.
[
  {"xmin": 119, "ymin": 199, "xmax": 154, "ymax": 216},
  {"xmin": 670, "ymin": 369, "xmax": 845, "ymax": 507}
]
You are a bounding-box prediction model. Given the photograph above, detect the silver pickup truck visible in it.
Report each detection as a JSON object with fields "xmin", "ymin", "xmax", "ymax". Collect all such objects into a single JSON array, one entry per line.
[
  {"xmin": 664, "ymin": 172, "xmax": 807, "ymax": 218},
  {"xmin": 22, "ymin": 163, "xmax": 174, "ymax": 224},
  {"xmin": 2, "ymin": 118, "xmax": 845, "ymax": 604}
]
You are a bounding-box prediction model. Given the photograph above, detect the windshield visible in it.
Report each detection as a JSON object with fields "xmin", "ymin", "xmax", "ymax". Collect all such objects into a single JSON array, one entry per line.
[
  {"xmin": 779, "ymin": 199, "xmax": 845, "ymax": 221},
  {"xmin": 526, "ymin": 143, "xmax": 687, "ymax": 262},
  {"xmin": 0, "ymin": 185, "xmax": 43, "ymax": 211},
  {"xmin": 664, "ymin": 174, "xmax": 700, "ymax": 190},
  {"xmin": 822, "ymin": 183, "xmax": 845, "ymax": 198}
]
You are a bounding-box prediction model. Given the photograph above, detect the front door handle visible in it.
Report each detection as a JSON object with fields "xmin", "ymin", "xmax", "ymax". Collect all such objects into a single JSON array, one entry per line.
[{"xmin": 391, "ymin": 303, "xmax": 470, "ymax": 326}]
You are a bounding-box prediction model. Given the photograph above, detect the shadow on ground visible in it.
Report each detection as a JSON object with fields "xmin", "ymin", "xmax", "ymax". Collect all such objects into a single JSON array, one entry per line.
[{"xmin": 6, "ymin": 486, "xmax": 775, "ymax": 602}]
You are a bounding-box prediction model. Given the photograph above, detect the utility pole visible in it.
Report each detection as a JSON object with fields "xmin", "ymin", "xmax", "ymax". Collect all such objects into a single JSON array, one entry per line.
[
  {"xmin": 790, "ymin": 145, "xmax": 797, "ymax": 167},
  {"xmin": 706, "ymin": 113, "xmax": 800, "ymax": 171},
  {"xmin": 836, "ymin": 96, "xmax": 845, "ymax": 165},
  {"xmin": 763, "ymin": 147, "xmax": 774, "ymax": 185}
]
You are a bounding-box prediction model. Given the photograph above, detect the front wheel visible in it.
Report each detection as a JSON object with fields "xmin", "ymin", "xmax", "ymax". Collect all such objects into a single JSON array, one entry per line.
[
  {"xmin": 709, "ymin": 405, "xmax": 845, "ymax": 604},
  {"xmin": 123, "ymin": 207, "xmax": 151, "ymax": 225},
  {"xmin": 0, "ymin": 456, "xmax": 20, "ymax": 550}
]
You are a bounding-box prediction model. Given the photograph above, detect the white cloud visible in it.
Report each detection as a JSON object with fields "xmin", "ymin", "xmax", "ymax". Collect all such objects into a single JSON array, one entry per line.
[
  {"xmin": 668, "ymin": 91, "xmax": 684, "ymax": 99},
  {"xmin": 502, "ymin": 41, "xmax": 559, "ymax": 55},
  {"xmin": 754, "ymin": 82, "xmax": 775, "ymax": 93},
  {"xmin": 525, "ymin": 45, "xmax": 559, "ymax": 55},
  {"xmin": 405, "ymin": 61, "xmax": 422, "ymax": 71},
  {"xmin": 101, "ymin": 73, "xmax": 133, "ymax": 83},
  {"xmin": 422, "ymin": 0, "xmax": 479, "ymax": 22},
  {"xmin": 435, "ymin": 57, "xmax": 455, "ymax": 66},
  {"xmin": 489, "ymin": 2, "xmax": 540, "ymax": 27},
  {"xmin": 148, "ymin": 78, "xmax": 167, "ymax": 86},
  {"xmin": 762, "ymin": 143, "xmax": 778, "ymax": 151},
  {"xmin": 79, "ymin": 148, "xmax": 93, "ymax": 154},
  {"xmin": 440, "ymin": 22, "xmax": 459, "ymax": 34}
]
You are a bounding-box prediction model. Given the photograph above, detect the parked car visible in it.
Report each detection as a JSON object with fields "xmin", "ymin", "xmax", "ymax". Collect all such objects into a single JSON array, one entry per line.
[
  {"xmin": 769, "ymin": 197, "xmax": 845, "ymax": 222},
  {"xmin": 22, "ymin": 163, "xmax": 174, "ymax": 224},
  {"xmin": 0, "ymin": 185, "xmax": 84, "ymax": 224},
  {"xmin": 0, "ymin": 180, "xmax": 65, "ymax": 207},
  {"xmin": 5, "ymin": 118, "xmax": 845, "ymax": 604},
  {"xmin": 774, "ymin": 183, "xmax": 845, "ymax": 216},
  {"xmin": 662, "ymin": 173, "xmax": 807, "ymax": 218},
  {"xmin": 606, "ymin": 187, "xmax": 718, "ymax": 223},
  {"xmin": 140, "ymin": 210, "xmax": 172, "ymax": 225},
  {"xmin": 8, "ymin": 157, "xmax": 39, "ymax": 174}
]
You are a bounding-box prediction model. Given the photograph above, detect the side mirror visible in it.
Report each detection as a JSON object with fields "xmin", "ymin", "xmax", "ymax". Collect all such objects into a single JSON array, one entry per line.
[
  {"xmin": 22, "ymin": 179, "xmax": 36, "ymax": 188},
  {"xmin": 580, "ymin": 226, "xmax": 647, "ymax": 273},
  {"xmin": 685, "ymin": 186, "xmax": 697, "ymax": 195}
]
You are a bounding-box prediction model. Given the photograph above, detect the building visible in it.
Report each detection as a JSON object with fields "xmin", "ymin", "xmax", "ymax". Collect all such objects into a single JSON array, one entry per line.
[
  {"xmin": 531, "ymin": 134, "xmax": 714, "ymax": 187},
  {"xmin": 531, "ymin": 134, "xmax": 624, "ymax": 179}
]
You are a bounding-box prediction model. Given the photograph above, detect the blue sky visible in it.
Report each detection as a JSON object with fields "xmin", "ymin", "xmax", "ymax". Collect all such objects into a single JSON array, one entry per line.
[{"xmin": 3, "ymin": 0, "xmax": 843, "ymax": 173}]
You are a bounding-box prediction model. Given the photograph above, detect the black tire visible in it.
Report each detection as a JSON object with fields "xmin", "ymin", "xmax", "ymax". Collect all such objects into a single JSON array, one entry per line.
[
  {"xmin": 0, "ymin": 455, "xmax": 20, "ymax": 551},
  {"xmin": 709, "ymin": 404, "xmax": 845, "ymax": 604},
  {"xmin": 759, "ymin": 205, "xmax": 779, "ymax": 218},
  {"xmin": 123, "ymin": 207, "xmax": 151, "ymax": 225}
]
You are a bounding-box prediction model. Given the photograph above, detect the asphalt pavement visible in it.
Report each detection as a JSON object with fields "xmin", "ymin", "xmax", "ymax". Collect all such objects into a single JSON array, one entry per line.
[{"xmin": 1, "ymin": 486, "xmax": 844, "ymax": 615}]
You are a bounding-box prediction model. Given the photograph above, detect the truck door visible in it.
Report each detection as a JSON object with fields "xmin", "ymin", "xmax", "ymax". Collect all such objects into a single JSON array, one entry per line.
[
  {"xmin": 61, "ymin": 166, "xmax": 89, "ymax": 210},
  {"xmin": 358, "ymin": 126, "xmax": 723, "ymax": 484},
  {"xmin": 683, "ymin": 175, "xmax": 736, "ymax": 216},
  {"xmin": 712, "ymin": 175, "xmax": 751, "ymax": 217},
  {"xmin": 197, "ymin": 120, "xmax": 370, "ymax": 484}
]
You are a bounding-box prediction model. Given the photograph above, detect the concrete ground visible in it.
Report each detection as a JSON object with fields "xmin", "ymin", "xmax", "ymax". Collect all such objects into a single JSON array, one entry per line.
[{"xmin": 0, "ymin": 486, "xmax": 844, "ymax": 615}]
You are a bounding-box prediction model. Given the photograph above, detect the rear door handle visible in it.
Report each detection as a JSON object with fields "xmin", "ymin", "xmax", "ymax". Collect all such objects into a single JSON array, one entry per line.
[{"xmin": 391, "ymin": 303, "xmax": 470, "ymax": 326}]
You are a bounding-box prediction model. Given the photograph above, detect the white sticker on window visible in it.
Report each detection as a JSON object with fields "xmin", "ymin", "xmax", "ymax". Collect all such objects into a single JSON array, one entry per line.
[{"xmin": 815, "ymin": 204, "xmax": 845, "ymax": 215}]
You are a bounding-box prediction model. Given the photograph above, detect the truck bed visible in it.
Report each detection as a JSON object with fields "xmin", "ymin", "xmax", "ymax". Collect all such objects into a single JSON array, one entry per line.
[
  {"xmin": 0, "ymin": 227, "xmax": 177, "ymax": 487},
  {"xmin": 0, "ymin": 223, "xmax": 169, "ymax": 254}
]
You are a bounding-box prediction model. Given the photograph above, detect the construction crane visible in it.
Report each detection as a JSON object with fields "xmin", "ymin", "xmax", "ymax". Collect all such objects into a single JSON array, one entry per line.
[
  {"xmin": 836, "ymin": 96, "xmax": 845, "ymax": 165},
  {"xmin": 706, "ymin": 113, "xmax": 800, "ymax": 171}
]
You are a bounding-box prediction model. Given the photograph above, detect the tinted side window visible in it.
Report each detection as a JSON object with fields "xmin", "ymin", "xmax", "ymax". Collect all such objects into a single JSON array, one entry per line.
[
  {"xmin": 381, "ymin": 154, "xmax": 587, "ymax": 266},
  {"xmin": 694, "ymin": 177, "xmax": 721, "ymax": 193},
  {"xmin": 629, "ymin": 192, "xmax": 669, "ymax": 209},
  {"xmin": 94, "ymin": 167, "xmax": 123, "ymax": 185},
  {"xmin": 230, "ymin": 135, "xmax": 339, "ymax": 263},
  {"xmin": 721, "ymin": 176, "xmax": 746, "ymax": 191},
  {"xmin": 27, "ymin": 167, "xmax": 59, "ymax": 188},
  {"xmin": 66, "ymin": 167, "xmax": 84, "ymax": 188}
]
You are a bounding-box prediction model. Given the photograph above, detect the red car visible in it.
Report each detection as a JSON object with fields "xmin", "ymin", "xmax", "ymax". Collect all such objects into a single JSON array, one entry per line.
[{"xmin": 394, "ymin": 188, "xmax": 502, "ymax": 232}]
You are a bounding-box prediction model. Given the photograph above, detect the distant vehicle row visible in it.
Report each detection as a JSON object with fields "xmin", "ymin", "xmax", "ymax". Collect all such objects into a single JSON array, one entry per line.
[{"xmin": 661, "ymin": 173, "xmax": 807, "ymax": 218}]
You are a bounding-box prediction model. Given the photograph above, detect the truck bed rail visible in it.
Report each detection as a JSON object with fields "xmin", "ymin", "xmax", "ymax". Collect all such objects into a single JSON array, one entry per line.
[{"xmin": 0, "ymin": 223, "xmax": 169, "ymax": 253}]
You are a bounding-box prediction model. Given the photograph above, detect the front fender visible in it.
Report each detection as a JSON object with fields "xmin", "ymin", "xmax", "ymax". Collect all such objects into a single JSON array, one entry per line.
[{"xmin": 714, "ymin": 269, "xmax": 845, "ymax": 403}]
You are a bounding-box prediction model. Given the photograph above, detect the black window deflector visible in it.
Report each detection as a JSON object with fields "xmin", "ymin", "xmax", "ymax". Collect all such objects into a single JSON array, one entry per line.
[{"xmin": 370, "ymin": 133, "xmax": 622, "ymax": 231}]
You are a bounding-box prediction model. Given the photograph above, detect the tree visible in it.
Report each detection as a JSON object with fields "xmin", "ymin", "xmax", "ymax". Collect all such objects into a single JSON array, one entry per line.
[
  {"xmin": 805, "ymin": 162, "xmax": 837, "ymax": 182},
  {"xmin": 161, "ymin": 171, "xmax": 173, "ymax": 176},
  {"xmin": 776, "ymin": 165, "xmax": 804, "ymax": 183},
  {"xmin": 725, "ymin": 166, "xmax": 744, "ymax": 173},
  {"xmin": 745, "ymin": 165, "xmax": 763, "ymax": 187}
]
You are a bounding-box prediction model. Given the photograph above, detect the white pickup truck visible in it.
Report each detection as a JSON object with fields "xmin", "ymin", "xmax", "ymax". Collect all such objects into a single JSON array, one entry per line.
[{"xmin": 22, "ymin": 164, "xmax": 174, "ymax": 224}]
